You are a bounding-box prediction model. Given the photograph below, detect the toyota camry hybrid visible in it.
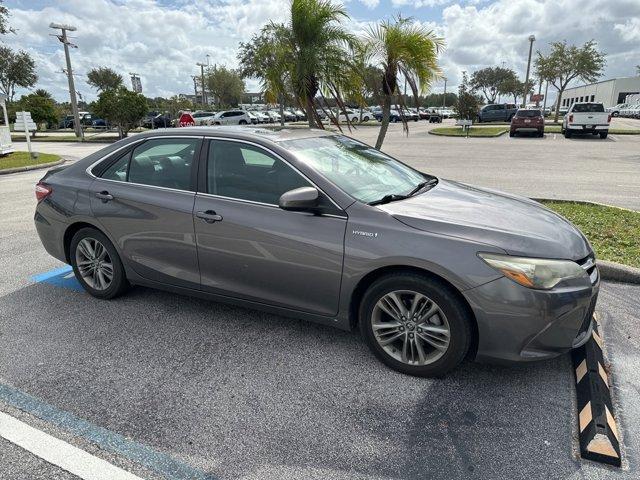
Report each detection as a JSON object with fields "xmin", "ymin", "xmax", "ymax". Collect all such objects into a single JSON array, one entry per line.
[{"xmin": 34, "ymin": 127, "xmax": 599, "ymax": 377}]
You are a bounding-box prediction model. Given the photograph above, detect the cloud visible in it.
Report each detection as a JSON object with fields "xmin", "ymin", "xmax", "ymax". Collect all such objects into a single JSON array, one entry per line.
[{"xmin": 1, "ymin": 0, "xmax": 638, "ymax": 104}]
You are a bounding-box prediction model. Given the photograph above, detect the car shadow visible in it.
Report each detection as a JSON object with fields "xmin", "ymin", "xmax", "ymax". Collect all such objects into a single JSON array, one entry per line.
[{"xmin": 0, "ymin": 280, "xmax": 599, "ymax": 479}]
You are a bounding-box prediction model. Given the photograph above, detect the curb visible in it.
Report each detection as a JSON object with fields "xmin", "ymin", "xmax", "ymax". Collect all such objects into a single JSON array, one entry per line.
[
  {"xmin": 532, "ymin": 197, "xmax": 638, "ymax": 213},
  {"xmin": 428, "ymin": 129, "xmax": 507, "ymax": 138},
  {"xmin": 0, "ymin": 158, "xmax": 66, "ymax": 175},
  {"xmin": 596, "ymin": 260, "xmax": 640, "ymax": 285},
  {"xmin": 572, "ymin": 318, "xmax": 622, "ymax": 466}
]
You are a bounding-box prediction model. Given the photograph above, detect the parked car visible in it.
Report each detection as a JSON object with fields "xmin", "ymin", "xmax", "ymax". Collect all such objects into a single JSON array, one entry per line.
[
  {"xmin": 208, "ymin": 110, "xmax": 252, "ymax": 125},
  {"xmin": 142, "ymin": 113, "xmax": 171, "ymax": 129},
  {"xmin": 562, "ymin": 102, "xmax": 611, "ymax": 139},
  {"xmin": 509, "ymin": 109, "xmax": 544, "ymax": 137},
  {"xmin": 293, "ymin": 109, "xmax": 307, "ymax": 121},
  {"xmin": 34, "ymin": 127, "xmax": 600, "ymax": 378},
  {"xmin": 477, "ymin": 104, "xmax": 518, "ymax": 123},
  {"xmin": 59, "ymin": 112, "xmax": 93, "ymax": 129},
  {"xmin": 606, "ymin": 103, "xmax": 628, "ymax": 117},
  {"xmin": 620, "ymin": 104, "xmax": 640, "ymax": 118},
  {"xmin": 374, "ymin": 109, "xmax": 402, "ymax": 122},
  {"xmin": 629, "ymin": 104, "xmax": 640, "ymax": 118},
  {"xmin": 246, "ymin": 111, "xmax": 260, "ymax": 125},
  {"xmin": 192, "ymin": 111, "xmax": 216, "ymax": 126},
  {"xmin": 338, "ymin": 109, "xmax": 372, "ymax": 123},
  {"xmin": 91, "ymin": 119, "xmax": 109, "ymax": 129},
  {"xmin": 252, "ymin": 111, "xmax": 271, "ymax": 124},
  {"xmin": 281, "ymin": 109, "xmax": 297, "ymax": 122},
  {"xmin": 266, "ymin": 110, "xmax": 282, "ymax": 123}
]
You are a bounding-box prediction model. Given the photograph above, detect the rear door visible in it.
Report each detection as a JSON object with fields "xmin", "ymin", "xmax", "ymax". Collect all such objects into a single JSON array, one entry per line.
[
  {"xmin": 90, "ymin": 136, "xmax": 202, "ymax": 289},
  {"xmin": 193, "ymin": 138, "xmax": 347, "ymax": 315}
]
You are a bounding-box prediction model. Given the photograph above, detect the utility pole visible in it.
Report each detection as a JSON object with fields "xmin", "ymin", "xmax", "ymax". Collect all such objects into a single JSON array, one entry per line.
[
  {"xmin": 523, "ymin": 34, "xmax": 536, "ymax": 108},
  {"xmin": 50, "ymin": 23, "xmax": 81, "ymax": 138},
  {"xmin": 196, "ymin": 62, "xmax": 207, "ymax": 107},
  {"xmin": 443, "ymin": 77, "xmax": 447, "ymax": 108}
]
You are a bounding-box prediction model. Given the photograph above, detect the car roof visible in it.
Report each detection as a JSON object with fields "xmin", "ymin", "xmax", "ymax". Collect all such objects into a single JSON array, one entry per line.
[{"xmin": 135, "ymin": 126, "xmax": 336, "ymax": 143}]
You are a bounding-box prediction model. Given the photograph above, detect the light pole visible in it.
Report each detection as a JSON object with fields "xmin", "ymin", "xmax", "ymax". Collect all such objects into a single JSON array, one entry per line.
[
  {"xmin": 523, "ymin": 34, "xmax": 536, "ymax": 108},
  {"xmin": 442, "ymin": 77, "xmax": 447, "ymax": 108},
  {"xmin": 50, "ymin": 22, "xmax": 81, "ymax": 138},
  {"xmin": 196, "ymin": 62, "xmax": 207, "ymax": 106}
]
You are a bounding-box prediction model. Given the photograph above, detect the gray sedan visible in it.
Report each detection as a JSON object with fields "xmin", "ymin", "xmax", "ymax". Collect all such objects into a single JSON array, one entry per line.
[{"xmin": 34, "ymin": 127, "xmax": 599, "ymax": 377}]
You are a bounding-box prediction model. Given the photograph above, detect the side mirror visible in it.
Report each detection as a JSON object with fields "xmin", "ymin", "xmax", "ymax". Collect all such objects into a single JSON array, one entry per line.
[{"xmin": 279, "ymin": 186, "xmax": 319, "ymax": 212}]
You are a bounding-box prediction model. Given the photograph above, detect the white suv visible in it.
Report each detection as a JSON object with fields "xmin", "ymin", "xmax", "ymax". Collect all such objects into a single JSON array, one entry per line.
[
  {"xmin": 192, "ymin": 111, "xmax": 216, "ymax": 126},
  {"xmin": 208, "ymin": 110, "xmax": 252, "ymax": 126}
]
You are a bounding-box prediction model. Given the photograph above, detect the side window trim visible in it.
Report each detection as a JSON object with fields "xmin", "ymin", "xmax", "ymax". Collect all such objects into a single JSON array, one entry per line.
[{"xmin": 199, "ymin": 137, "xmax": 345, "ymax": 215}]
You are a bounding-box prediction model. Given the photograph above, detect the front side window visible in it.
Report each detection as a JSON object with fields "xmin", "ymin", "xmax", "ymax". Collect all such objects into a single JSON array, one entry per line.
[
  {"xmin": 280, "ymin": 135, "xmax": 429, "ymax": 204},
  {"xmin": 100, "ymin": 138, "xmax": 198, "ymax": 191},
  {"xmin": 208, "ymin": 140, "xmax": 310, "ymax": 204}
]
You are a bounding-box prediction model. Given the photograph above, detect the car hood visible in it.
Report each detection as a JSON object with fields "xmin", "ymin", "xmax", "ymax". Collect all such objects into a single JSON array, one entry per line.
[{"xmin": 378, "ymin": 179, "xmax": 591, "ymax": 260}]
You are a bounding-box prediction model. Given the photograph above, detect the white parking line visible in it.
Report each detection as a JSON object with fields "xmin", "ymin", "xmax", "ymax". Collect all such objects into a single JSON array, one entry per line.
[{"xmin": 0, "ymin": 411, "xmax": 144, "ymax": 480}]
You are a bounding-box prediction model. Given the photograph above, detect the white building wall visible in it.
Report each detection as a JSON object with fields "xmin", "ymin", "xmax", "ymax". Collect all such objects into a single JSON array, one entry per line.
[{"xmin": 560, "ymin": 77, "xmax": 640, "ymax": 108}]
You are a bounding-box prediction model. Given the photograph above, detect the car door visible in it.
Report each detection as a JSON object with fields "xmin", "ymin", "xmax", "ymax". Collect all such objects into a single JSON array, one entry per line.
[
  {"xmin": 193, "ymin": 138, "xmax": 347, "ymax": 316},
  {"xmin": 90, "ymin": 136, "xmax": 203, "ymax": 289}
]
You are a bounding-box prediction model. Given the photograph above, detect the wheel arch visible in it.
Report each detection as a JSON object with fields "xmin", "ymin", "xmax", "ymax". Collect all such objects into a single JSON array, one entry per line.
[
  {"xmin": 348, "ymin": 265, "xmax": 479, "ymax": 359},
  {"xmin": 63, "ymin": 221, "xmax": 108, "ymax": 264}
]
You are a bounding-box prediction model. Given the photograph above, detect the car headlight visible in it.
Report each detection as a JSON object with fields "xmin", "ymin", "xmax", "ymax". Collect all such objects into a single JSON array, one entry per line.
[{"xmin": 478, "ymin": 252, "xmax": 587, "ymax": 290}]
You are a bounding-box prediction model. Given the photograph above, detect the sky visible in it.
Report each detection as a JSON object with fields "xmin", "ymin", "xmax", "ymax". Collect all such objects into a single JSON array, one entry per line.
[{"xmin": 2, "ymin": 0, "xmax": 639, "ymax": 104}]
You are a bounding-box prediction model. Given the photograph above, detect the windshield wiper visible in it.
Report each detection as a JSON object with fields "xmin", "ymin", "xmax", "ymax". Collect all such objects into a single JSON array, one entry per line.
[
  {"xmin": 407, "ymin": 178, "xmax": 438, "ymax": 197},
  {"xmin": 367, "ymin": 178, "xmax": 438, "ymax": 206}
]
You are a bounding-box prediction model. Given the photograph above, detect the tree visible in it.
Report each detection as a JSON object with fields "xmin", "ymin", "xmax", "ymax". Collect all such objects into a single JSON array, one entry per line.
[
  {"xmin": 471, "ymin": 67, "xmax": 516, "ymax": 103},
  {"xmin": 92, "ymin": 87, "xmax": 146, "ymax": 139},
  {"xmin": 364, "ymin": 15, "xmax": 443, "ymax": 149},
  {"xmin": 499, "ymin": 76, "xmax": 525, "ymax": 105},
  {"xmin": 535, "ymin": 40, "xmax": 606, "ymax": 122},
  {"xmin": 454, "ymin": 72, "xmax": 482, "ymax": 123},
  {"xmin": 0, "ymin": 46, "xmax": 37, "ymax": 102},
  {"xmin": 87, "ymin": 67, "xmax": 123, "ymax": 92},
  {"xmin": 11, "ymin": 90, "xmax": 57, "ymax": 136},
  {"xmin": 0, "ymin": 0, "xmax": 13, "ymax": 35},
  {"xmin": 239, "ymin": 0, "xmax": 354, "ymax": 129},
  {"xmin": 205, "ymin": 66, "xmax": 245, "ymax": 108}
]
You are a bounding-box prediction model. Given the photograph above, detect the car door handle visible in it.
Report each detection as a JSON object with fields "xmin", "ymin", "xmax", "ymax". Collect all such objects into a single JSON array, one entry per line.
[
  {"xmin": 196, "ymin": 210, "xmax": 223, "ymax": 223},
  {"xmin": 95, "ymin": 191, "xmax": 113, "ymax": 202}
]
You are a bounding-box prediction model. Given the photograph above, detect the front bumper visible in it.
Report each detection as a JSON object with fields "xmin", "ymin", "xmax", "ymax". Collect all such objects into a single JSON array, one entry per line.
[{"xmin": 464, "ymin": 268, "xmax": 599, "ymax": 363}]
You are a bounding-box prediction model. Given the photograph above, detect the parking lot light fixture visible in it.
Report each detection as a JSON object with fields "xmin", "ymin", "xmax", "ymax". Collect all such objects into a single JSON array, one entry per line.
[{"xmin": 523, "ymin": 34, "xmax": 536, "ymax": 107}]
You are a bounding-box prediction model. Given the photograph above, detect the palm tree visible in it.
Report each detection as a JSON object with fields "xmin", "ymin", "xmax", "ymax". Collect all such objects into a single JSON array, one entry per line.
[
  {"xmin": 364, "ymin": 16, "xmax": 443, "ymax": 149},
  {"xmin": 238, "ymin": 0, "xmax": 353, "ymax": 129}
]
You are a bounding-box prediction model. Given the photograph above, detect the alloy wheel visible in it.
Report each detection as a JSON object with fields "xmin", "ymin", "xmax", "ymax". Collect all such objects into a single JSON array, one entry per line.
[
  {"xmin": 371, "ymin": 290, "xmax": 451, "ymax": 366},
  {"xmin": 75, "ymin": 238, "xmax": 114, "ymax": 291}
]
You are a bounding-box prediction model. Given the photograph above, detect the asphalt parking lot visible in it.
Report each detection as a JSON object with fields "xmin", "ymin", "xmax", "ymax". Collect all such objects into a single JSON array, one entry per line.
[{"xmin": 1, "ymin": 126, "xmax": 639, "ymax": 479}]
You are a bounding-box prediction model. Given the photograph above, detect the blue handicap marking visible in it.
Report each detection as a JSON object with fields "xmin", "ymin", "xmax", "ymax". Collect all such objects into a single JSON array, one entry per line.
[{"xmin": 31, "ymin": 265, "xmax": 83, "ymax": 292}]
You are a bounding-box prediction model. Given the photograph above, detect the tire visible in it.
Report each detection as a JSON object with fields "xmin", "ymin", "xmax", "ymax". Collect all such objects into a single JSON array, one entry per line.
[
  {"xmin": 392, "ymin": 117, "xmax": 399, "ymax": 123},
  {"xmin": 612, "ymin": 112, "xmax": 619, "ymax": 117},
  {"xmin": 239, "ymin": 120, "xmax": 248, "ymax": 125},
  {"xmin": 564, "ymin": 129, "xmax": 572, "ymax": 138},
  {"xmin": 600, "ymin": 132, "xmax": 608, "ymax": 139},
  {"xmin": 538, "ymin": 130, "xmax": 544, "ymax": 138},
  {"xmin": 70, "ymin": 227, "xmax": 129, "ymax": 299},
  {"xmin": 359, "ymin": 273, "xmax": 472, "ymax": 377},
  {"xmin": 509, "ymin": 130, "xmax": 515, "ymax": 137}
]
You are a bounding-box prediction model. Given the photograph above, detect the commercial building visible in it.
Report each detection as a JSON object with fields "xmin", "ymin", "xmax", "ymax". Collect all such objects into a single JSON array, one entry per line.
[{"xmin": 559, "ymin": 76, "xmax": 640, "ymax": 108}]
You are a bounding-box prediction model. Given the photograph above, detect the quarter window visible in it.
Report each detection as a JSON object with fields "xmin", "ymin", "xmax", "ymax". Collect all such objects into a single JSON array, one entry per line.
[
  {"xmin": 207, "ymin": 140, "xmax": 310, "ymax": 204},
  {"xmin": 99, "ymin": 138, "xmax": 198, "ymax": 191}
]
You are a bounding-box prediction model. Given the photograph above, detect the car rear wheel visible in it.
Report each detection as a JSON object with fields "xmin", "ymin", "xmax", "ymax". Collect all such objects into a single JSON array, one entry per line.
[
  {"xmin": 600, "ymin": 132, "xmax": 608, "ymax": 139},
  {"xmin": 359, "ymin": 273, "xmax": 472, "ymax": 377},
  {"xmin": 239, "ymin": 120, "xmax": 248, "ymax": 125},
  {"xmin": 70, "ymin": 227, "xmax": 129, "ymax": 299},
  {"xmin": 509, "ymin": 130, "xmax": 515, "ymax": 137},
  {"xmin": 564, "ymin": 129, "xmax": 572, "ymax": 138}
]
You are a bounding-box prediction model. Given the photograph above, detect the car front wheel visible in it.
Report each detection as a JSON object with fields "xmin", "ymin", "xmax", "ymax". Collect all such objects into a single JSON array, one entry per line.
[
  {"xmin": 70, "ymin": 227, "xmax": 129, "ymax": 299},
  {"xmin": 359, "ymin": 273, "xmax": 472, "ymax": 377}
]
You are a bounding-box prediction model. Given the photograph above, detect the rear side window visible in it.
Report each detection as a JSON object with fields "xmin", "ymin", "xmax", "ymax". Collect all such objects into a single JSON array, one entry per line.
[
  {"xmin": 516, "ymin": 110, "xmax": 542, "ymax": 117},
  {"xmin": 573, "ymin": 103, "xmax": 604, "ymax": 113},
  {"xmin": 99, "ymin": 138, "xmax": 198, "ymax": 191}
]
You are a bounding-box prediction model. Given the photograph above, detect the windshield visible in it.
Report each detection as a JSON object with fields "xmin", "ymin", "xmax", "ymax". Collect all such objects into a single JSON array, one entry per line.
[
  {"xmin": 573, "ymin": 103, "xmax": 605, "ymax": 113},
  {"xmin": 280, "ymin": 135, "xmax": 431, "ymax": 204}
]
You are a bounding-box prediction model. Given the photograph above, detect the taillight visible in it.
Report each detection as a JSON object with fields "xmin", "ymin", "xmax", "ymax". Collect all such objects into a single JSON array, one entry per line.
[
  {"xmin": 35, "ymin": 182, "xmax": 52, "ymax": 202},
  {"xmin": 607, "ymin": 114, "xmax": 611, "ymax": 123},
  {"xmin": 569, "ymin": 114, "xmax": 573, "ymax": 123}
]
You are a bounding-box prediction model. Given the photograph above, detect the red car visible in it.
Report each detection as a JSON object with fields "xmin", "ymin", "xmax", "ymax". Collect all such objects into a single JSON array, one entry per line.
[{"xmin": 510, "ymin": 109, "xmax": 544, "ymax": 137}]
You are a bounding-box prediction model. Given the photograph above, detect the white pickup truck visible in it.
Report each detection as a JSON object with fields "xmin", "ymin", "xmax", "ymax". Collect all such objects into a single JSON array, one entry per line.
[{"xmin": 562, "ymin": 102, "xmax": 611, "ymax": 139}]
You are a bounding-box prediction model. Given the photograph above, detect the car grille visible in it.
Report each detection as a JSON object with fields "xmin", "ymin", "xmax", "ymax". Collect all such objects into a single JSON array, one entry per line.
[
  {"xmin": 577, "ymin": 254, "xmax": 598, "ymax": 285},
  {"xmin": 577, "ymin": 293, "xmax": 598, "ymax": 339}
]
